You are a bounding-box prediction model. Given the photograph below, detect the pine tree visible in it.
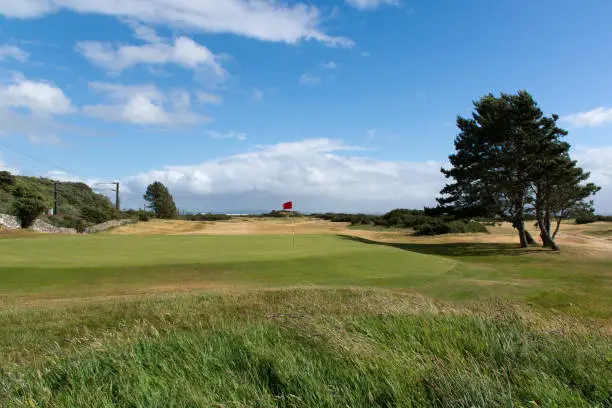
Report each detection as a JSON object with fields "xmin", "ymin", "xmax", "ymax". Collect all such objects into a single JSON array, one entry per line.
[
  {"xmin": 144, "ymin": 182, "xmax": 178, "ymax": 219},
  {"xmin": 438, "ymin": 91, "xmax": 599, "ymax": 250}
]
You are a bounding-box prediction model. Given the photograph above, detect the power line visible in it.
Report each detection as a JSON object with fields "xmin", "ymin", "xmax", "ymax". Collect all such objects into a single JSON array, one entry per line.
[{"xmin": 0, "ymin": 140, "xmax": 76, "ymax": 176}]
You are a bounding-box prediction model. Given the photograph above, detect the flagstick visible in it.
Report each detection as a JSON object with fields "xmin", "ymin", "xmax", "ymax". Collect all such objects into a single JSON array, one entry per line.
[{"xmin": 291, "ymin": 210, "xmax": 295, "ymax": 248}]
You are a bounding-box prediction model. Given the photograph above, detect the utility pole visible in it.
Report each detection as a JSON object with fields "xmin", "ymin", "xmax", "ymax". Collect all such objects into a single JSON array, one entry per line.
[
  {"xmin": 114, "ymin": 182, "xmax": 120, "ymax": 212},
  {"xmin": 53, "ymin": 182, "xmax": 58, "ymax": 216}
]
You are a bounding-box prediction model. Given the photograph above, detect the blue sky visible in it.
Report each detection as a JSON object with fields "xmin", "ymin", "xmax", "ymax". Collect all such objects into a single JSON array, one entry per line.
[{"xmin": 0, "ymin": 0, "xmax": 611, "ymax": 213}]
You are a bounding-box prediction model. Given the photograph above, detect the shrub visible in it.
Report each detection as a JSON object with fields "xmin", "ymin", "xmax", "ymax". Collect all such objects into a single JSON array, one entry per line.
[
  {"xmin": 45, "ymin": 214, "xmax": 94, "ymax": 232},
  {"xmin": 413, "ymin": 222, "xmax": 451, "ymax": 236},
  {"xmin": 75, "ymin": 219, "xmax": 88, "ymax": 233},
  {"xmin": 0, "ymin": 171, "xmax": 16, "ymax": 192},
  {"xmin": 138, "ymin": 210, "xmax": 151, "ymax": 222},
  {"xmin": 57, "ymin": 204, "xmax": 79, "ymax": 216},
  {"xmin": 575, "ymin": 215, "xmax": 612, "ymax": 224},
  {"xmin": 81, "ymin": 205, "xmax": 112, "ymax": 224},
  {"xmin": 182, "ymin": 213, "xmax": 232, "ymax": 222},
  {"xmin": 447, "ymin": 220, "xmax": 489, "ymax": 234},
  {"xmin": 413, "ymin": 220, "xmax": 487, "ymax": 236},
  {"xmin": 260, "ymin": 211, "xmax": 303, "ymax": 218},
  {"xmin": 11, "ymin": 185, "xmax": 47, "ymax": 228}
]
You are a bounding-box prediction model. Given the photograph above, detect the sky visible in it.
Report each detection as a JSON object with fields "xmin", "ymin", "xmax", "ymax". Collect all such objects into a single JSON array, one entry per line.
[{"xmin": 0, "ymin": 0, "xmax": 611, "ymax": 213}]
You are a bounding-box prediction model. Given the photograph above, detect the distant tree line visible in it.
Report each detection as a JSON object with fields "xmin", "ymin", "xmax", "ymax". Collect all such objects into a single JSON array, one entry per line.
[
  {"xmin": 179, "ymin": 213, "xmax": 232, "ymax": 221},
  {"xmin": 313, "ymin": 209, "xmax": 488, "ymax": 236},
  {"xmin": 575, "ymin": 214, "xmax": 612, "ymax": 225}
]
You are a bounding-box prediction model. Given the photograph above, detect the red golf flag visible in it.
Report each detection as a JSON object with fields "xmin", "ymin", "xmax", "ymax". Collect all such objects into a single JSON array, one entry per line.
[{"xmin": 282, "ymin": 201, "xmax": 293, "ymax": 210}]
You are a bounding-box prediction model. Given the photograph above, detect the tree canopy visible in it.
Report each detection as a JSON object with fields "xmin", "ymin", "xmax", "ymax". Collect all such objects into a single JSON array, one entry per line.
[
  {"xmin": 144, "ymin": 182, "xmax": 178, "ymax": 219},
  {"xmin": 11, "ymin": 185, "xmax": 47, "ymax": 228},
  {"xmin": 438, "ymin": 91, "xmax": 599, "ymax": 250}
]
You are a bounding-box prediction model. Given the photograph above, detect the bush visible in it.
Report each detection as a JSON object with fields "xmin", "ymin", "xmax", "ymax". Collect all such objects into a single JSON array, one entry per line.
[
  {"xmin": 413, "ymin": 220, "xmax": 488, "ymax": 236},
  {"xmin": 75, "ymin": 219, "xmax": 88, "ymax": 233},
  {"xmin": 412, "ymin": 222, "xmax": 452, "ymax": 236},
  {"xmin": 57, "ymin": 204, "xmax": 79, "ymax": 216},
  {"xmin": 138, "ymin": 210, "xmax": 151, "ymax": 222},
  {"xmin": 11, "ymin": 185, "xmax": 47, "ymax": 228},
  {"xmin": 575, "ymin": 215, "xmax": 612, "ymax": 224},
  {"xmin": 447, "ymin": 220, "xmax": 489, "ymax": 234},
  {"xmin": 260, "ymin": 211, "xmax": 303, "ymax": 218},
  {"xmin": 182, "ymin": 213, "xmax": 231, "ymax": 222},
  {"xmin": 81, "ymin": 205, "xmax": 113, "ymax": 224},
  {"xmin": 45, "ymin": 214, "xmax": 92, "ymax": 231},
  {"xmin": 0, "ymin": 171, "xmax": 16, "ymax": 192}
]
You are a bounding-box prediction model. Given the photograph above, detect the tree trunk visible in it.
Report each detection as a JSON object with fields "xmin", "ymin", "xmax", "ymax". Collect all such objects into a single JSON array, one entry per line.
[
  {"xmin": 513, "ymin": 219, "xmax": 529, "ymax": 248},
  {"xmin": 537, "ymin": 218, "xmax": 560, "ymax": 251},
  {"xmin": 525, "ymin": 230, "xmax": 537, "ymax": 245},
  {"xmin": 552, "ymin": 216, "xmax": 563, "ymax": 240}
]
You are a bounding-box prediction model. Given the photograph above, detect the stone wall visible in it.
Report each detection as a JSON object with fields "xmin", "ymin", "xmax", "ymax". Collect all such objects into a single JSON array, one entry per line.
[
  {"xmin": 0, "ymin": 213, "xmax": 137, "ymax": 234},
  {"xmin": 31, "ymin": 219, "xmax": 77, "ymax": 234},
  {"xmin": 0, "ymin": 214, "xmax": 20, "ymax": 229},
  {"xmin": 87, "ymin": 219, "xmax": 137, "ymax": 233}
]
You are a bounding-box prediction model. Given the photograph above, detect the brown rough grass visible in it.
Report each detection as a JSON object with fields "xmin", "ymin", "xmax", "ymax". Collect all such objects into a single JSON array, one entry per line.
[{"xmin": 107, "ymin": 217, "xmax": 612, "ymax": 258}]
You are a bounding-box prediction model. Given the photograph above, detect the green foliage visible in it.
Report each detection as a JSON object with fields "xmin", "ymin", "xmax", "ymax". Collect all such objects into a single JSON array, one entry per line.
[
  {"xmin": 120, "ymin": 209, "xmax": 155, "ymax": 221},
  {"xmin": 575, "ymin": 215, "xmax": 612, "ymax": 224},
  {"xmin": 46, "ymin": 214, "xmax": 82, "ymax": 229},
  {"xmin": 438, "ymin": 91, "xmax": 599, "ymax": 248},
  {"xmin": 11, "ymin": 185, "xmax": 48, "ymax": 228},
  {"xmin": 0, "ymin": 170, "xmax": 16, "ymax": 191},
  {"xmin": 75, "ymin": 218, "xmax": 88, "ymax": 233},
  {"xmin": 0, "ymin": 190, "xmax": 13, "ymax": 213},
  {"xmin": 81, "ymin": 205, "xmax": 113, "ymax": 224},
  {"xmin": 181, "ymin": 213, "xmax": 232, "ymax": 221},
  {"xmin": 144, "ymin": 181, "xmax": 178, "ymax": 219},
  {"xmin": 137, "ymin": 210, "xmax": 151, "ymax": 222},
  {"xmin": 315, "ymin": 209, "xmax": 488, "ymax": 236},
  {"xmin": 412, "ymin": 222, "xmax": 451, "ymax": 236},
  {"xmin": 57, "ymin": 203, "xmax": 79, "ymax": 216},
  {"xmin": 0, "ymin": 172, "xmax": 116, "ymax": 228},
  {"xmin": 411, "ymin": 220, "xmax": 488, "ymax": 236},
  {"xmin": 261, "ymin": 210, "xmax": 304, "ymax": 218}
]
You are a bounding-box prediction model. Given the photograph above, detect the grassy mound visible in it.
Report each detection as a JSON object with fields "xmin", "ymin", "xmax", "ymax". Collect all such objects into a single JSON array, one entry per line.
[{"xmin": 1, "ymin": 290, "xmax": 610, "ymax": 407}]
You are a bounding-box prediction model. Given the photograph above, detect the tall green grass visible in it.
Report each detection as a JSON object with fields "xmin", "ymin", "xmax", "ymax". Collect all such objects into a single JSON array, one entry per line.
[{"xmin": 1, "ymin": 290, "xmax": 610, "ymax": 407}]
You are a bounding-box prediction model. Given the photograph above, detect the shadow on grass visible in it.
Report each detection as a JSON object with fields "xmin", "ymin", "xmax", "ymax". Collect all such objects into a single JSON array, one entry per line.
[{"xmin": 338, "ymin": 235, "xmax": 534, "ymax": 258}]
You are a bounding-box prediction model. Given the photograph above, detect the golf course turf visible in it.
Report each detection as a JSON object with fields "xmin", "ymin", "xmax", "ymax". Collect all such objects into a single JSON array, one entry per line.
[{"xmin": 1, "ymin": 230, "xmax": 611, "ymax": 407}]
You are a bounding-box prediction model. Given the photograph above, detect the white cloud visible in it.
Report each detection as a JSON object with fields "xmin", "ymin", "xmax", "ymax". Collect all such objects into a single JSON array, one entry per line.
[
  {"xmin": 88, "ymin": 81, "xmax": 163, "ymax": 100},
  {"xmin": 252, "ymin": 88, "xmax": 264, "ymax": 102},
  {"xmin": 76, "ymin": 36, "xmax": 226, "ymax": 77},
  {"xmin": 122, "ymin": 138, "xmax": 444, "ymax": 212},
  {"xmin": 299, "ymin": 73, "xmax": 321, "ymax": 86},
  {"xmin": 561, "ymin": 107, "xmax": 612, "ymax": 128},
  {"xmin": 321, "ymin": 61, "xmax": 337, "ymax": 69},
  {"xmin": 0, "ymin": 153, "xmax": 19, "ymax": 174},
  {"xmin": 83, "ymin": 82, "xmax": 208, "ymax": 126},
  {"xmin": 0, "ymin": 75, "xmax": 73, "ymax": 116},
  {"xmin": 346, "ymin": 0, "xmax": 400, "ymax": 10},
  {"xmin": 573, "ymin": 146, "xmax": 612, "ymax": 213},
  {"xmin": 129, "ymin": 23, "xmax": 163, "ymax": 44},
  {"xmin": 197, "ymin": 92, "xmax": 222, "ymax": 105},
  {"xmin": 27, "ymin": 133, "xmax": 64, "ymax": 146},
  {"xmin": 0, "ymin": 44, "xmax": 29, "ymax": 61},
  {"xmin": 0, "ymin": 1, "xmax": 53, "ymax": 18},
  {"xmin": 0, "ymin": 0, "xmax": 353, "ymax": 47},
  {"xmin": 46, "ymin": 170, "xmax": 81, "ymax": 182},
  {"xmin": 361, "ymin": 51, "xmax": 372, "ymax": 57},
  {"xmin": 207, "ymin": 130, "xmax": 247, "ymax": 141}
]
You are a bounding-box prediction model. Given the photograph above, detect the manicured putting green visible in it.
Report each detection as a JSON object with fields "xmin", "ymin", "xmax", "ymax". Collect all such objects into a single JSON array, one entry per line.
[{"xmin": 0, "ymin": 234, "xmax": 456, "ymax": 294}]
